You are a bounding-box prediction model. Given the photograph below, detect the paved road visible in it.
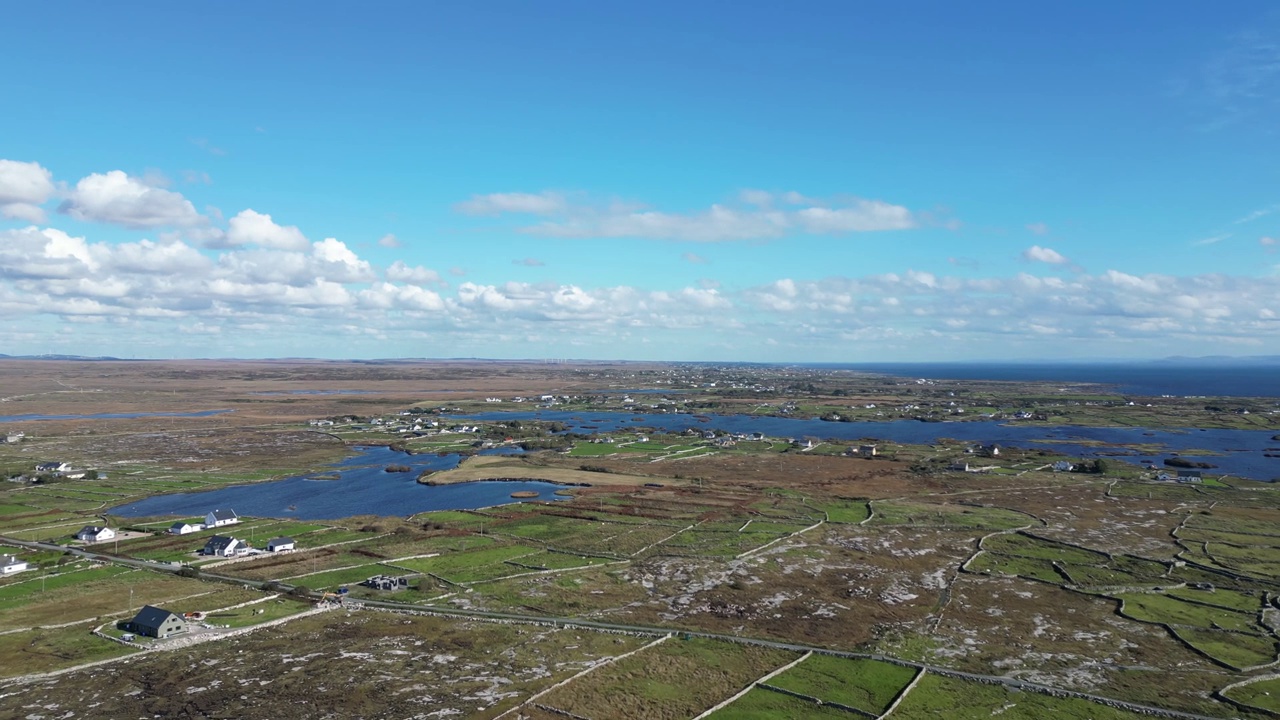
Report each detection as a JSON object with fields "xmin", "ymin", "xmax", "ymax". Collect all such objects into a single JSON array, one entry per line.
[{"xmin": 0, "ymin": 535, "xmax": 1227, "ymax": 720}]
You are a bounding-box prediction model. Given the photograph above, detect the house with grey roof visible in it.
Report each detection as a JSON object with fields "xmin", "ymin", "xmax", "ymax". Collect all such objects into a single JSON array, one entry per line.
[
  {"xmin": 124, "ymin": 605, "xmax": 187, "ymax": 638},
  {"xmin": 205, "ymin": 508, "xmax": 239, "ymax": 528},
  {"xmin": 76, "ymin": 526, "xmax": 115, "ymax": 543},
  {"xmin": 202, "ymin": 535, "xmax": 243, "ymax": 557},
  {"xmin": 1, "ymin": 555, "xmax": 29, "ymax": 575},
  {"xmin": 169, "ymin": 521, "xmax": 203, "ymax": 535},
  {"xmin": 266, "ymin": 537, "xmax": 295, "ymax": 552}
]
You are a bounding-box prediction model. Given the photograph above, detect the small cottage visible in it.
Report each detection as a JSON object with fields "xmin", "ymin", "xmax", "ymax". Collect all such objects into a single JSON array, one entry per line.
[
  {"xmin": 0, "ymin": 555, "xmax": 29, "ymax": 575},
  {"xmin": 202, "ymin": 535, "xmax": 243, "ymax": 557},
  {"xmin": 206, "ymin": 509, "xmax": 240, "ymax": 527},
  {"xmin": 124, "ymin": 605, "xmax": 187, "ymax": 638},
  {"xmin": 266, "ymin": 537, "xmax": 295, "ymax": 552},
  {"xmin": 76, "ymin": 526, "xmax": 116, "ymax": 543},
  {"xmin": 169, "ymin": 521, "xmax": 203, "ymax": 535}
]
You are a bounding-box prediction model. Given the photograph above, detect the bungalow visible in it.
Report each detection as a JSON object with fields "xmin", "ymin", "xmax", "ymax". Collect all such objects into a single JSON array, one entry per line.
[
  {"xmin": 205, "ymin": 508, "xmax": 239, "ymax": 528},
  {"xmin": 266, "ymin": 537, "xmax": 295, "ymax": 552},
  {"xmin": 948, "ymin": 462, "xmax": 971, "ymax": 473},
  {"xmin": 2, "ymin": 432, "xmax": 23, "ymax": 443},
  {"xmin": 124, "ymin": 605, "xmax": 187, "ymax": 639},
  {"xmin": 169, "ymin": 521, "xmax": 203, "ymax": 535},
  {"xmin": 978, "ymin": 444, "xmax": 1001, "ymax": 457},
  {"xmin": 858, "ymin": 444, "xmax": 878, "ymax": 458},
  {"xmin": 76, "ymin": 526, "xmax": 116, "ymax": 543},
  {"xmin": 1051, "ymin": 461, "xmax": 1075, "ymax": 472},
  {"xmin": 35, "ymin": 461, "xmax": 70, "ymax": 474},
  {"xmin": 202, "ymin": 535, "xmax": 243, "ymax": 557},
  {"xmin": 1, "ymin": 555, "xmax": 29, "ymax": 575},
  {"xmin": 1177, "ymin": 469, "xmax": 1203, "ymax": 484}
]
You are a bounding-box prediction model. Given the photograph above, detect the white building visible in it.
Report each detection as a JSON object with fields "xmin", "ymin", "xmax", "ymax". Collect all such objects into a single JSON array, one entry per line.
[
  {"xmin": 266, "ymin": 537, "xmax": 296, "ymax": 552},
  {"xmin": 1, "ymin": 555, "xmax": 29, "ymax": 575},
  {"xmin": 76, "ymin": 526, "xmax": 116, "ymax": 543},
  {"xmin": 169, "ymin": 521, "xmax": 203, "ymax": 535},
  {"xmin": 206, "ymin": 509, "xmax": 240, "ymax": 527}
]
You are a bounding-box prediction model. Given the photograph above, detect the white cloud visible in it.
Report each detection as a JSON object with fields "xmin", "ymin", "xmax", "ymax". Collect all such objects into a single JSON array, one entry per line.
[
  {"xmin": 378, "ymin": 233, "xmax": 401, "ymax": 248},
  {"xmin": 795, "ymin": 201, "xmax": 916, "ymax": 233},
  {"xmin": 514, "ymin": 257, "xmax": 545, "ymax": 267},
  {"xmin": 463, "ymin": 189, "xmax": 919, "ymax": 242},
  {"xmin": 221, "ymin": 209, "xmax": 309, "ymax": 250},
  {"xmin": 1262, "ymin": 236, "xmax": 1277, "ymax": 246},
  {"xmin": 1194, "ymin": 233, "xmax": 1232, "ymax": 246},
  {"xmin": 60, "ymin": 170, "xmax": 203, "ymax": 228},
  {"xmin": 0, "ymin": 226, "xmax": 99, "ymax": 278},
  {"xmin": 681, "ymin": 252, "xmax": 708, "ymax": 264},
  {"xmin": 386, "ymin": 260, "xmax": 440, "ymax": 284},
  {"xmin": 1026, "ymin": 222, "xmax": 1049, "ymax": 236},
  {"xmin": 456, "ymin": 192, "xmax": 566, "ymax": 216},
  {"xmin": 1021, "ymin": 245, "xmax": 1069, "ymax": 265},
  {"xmin": 0, "ymin": 159, "xmax": 56, "ymax": 222},
  {"xmin": 312, "ymin": 238, "xmax": 375, "ymax": 282}
]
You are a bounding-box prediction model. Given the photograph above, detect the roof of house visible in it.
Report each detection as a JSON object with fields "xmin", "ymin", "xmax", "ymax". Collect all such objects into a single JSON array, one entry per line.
[
  {"xmin": 78, "ymin": 525, "xmax": 108, "ymax": 535},
  {"xmin": 170, "ymin": 521, "xmax": 195, "ymax": 528},
  {"xmin": 129, "ymin": 605, "xmax": 182, "ymax": 632},
  {"xmin": 1, "ymin": 555, "xmax": 25, "ymax": 566},
  {"xmin": 203, "ymin": 535, "xmax": 239, "ymax": 552},
  {"xmin": 208, "ymin": 508, "xmax": 238, "ymax": 520},
  {"xmin": 267, "ymin": 536, "xmax": 294, "ymax": 545}
]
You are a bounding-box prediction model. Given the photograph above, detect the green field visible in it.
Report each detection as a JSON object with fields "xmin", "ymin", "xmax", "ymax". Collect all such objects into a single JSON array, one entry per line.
[{"xmin": 767, "ymin": 655, "xmax": 916, "ymax": 715}]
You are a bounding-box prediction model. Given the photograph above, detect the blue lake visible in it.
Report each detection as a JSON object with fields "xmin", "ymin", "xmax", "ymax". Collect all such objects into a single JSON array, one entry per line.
[
  {"xmin": 0, "ymin": 409, "xmax": 233, "ymax": 422},
  {"xmin": 456, "ymin": 410, "xmax": 1280, "ymax": 481},
  {"xmin": 109, "ymin": 446, "xmax": 569, "ymax": 521}
]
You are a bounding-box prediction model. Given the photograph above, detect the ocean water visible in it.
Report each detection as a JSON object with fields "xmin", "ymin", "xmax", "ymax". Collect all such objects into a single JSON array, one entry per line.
[{"xmin": 823, "ymin": 363, "xmax": 1280, "ymax": 398}]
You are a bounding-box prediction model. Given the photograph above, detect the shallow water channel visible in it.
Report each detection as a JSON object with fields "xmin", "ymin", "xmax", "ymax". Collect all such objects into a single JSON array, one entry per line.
[{"xmin": 455, "ymin": 410, "xmax": 1280, "ymax": 481}]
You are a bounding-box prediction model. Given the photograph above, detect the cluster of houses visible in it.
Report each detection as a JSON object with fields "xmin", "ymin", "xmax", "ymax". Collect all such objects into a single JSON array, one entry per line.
[
  {"xmin": 199, "ymin": 534, "xmax": 295, "ymax": 557},
  {"xmin": 169, "ymin": 508, "xmax": 240, "ymax": 535}
]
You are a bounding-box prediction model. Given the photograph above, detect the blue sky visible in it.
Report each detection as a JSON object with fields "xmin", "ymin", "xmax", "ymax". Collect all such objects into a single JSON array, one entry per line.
[{"xmin": 2, "ymin": 2, "xmax": 1279, "ymax": 361}]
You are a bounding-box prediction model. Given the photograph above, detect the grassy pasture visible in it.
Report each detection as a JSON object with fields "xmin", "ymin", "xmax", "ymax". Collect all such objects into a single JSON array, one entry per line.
[{"xmin": 767, "ymin": 655, "xmax": 915, "ymax": 715}]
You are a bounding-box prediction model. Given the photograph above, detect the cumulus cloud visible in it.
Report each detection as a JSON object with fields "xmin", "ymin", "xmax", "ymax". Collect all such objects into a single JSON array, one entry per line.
[
  {"xmin": 60, "ymin": 171, "xmax": 203, "ymax": 228},
  {"xmin": 456, "ymin": 192, "xmax": 566, "ymax": 216},
  {"xmin": 378, "ymin": 233, "xmax": 401, "ymax": 248},
  {"xmin": 0, "ymin": 159, "xmax": 56, "ymax": 222},
  {"xmin": 386, "ymin": 260, "xmax": 440, "ymax": 284},
  {"xmin": 221, "ymin": 209, "xmax": 309, "ymax": 250},
  {"xmin": 1021, "ymin": 245, "xmax": 1069, "ymax": 265},
  {"xmin": 461, "ymin": 189, "xmax": 919, "ymax": 242}
]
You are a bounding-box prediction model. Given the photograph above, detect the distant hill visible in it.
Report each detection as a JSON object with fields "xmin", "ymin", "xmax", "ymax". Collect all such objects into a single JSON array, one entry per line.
[
  {"xmin": 1152, "ymin": 355, "xmax": 1280, "ymax": 366},
  {"xmin": 0, "ymin": 354, "xmax": 123, "ymax": 361}
]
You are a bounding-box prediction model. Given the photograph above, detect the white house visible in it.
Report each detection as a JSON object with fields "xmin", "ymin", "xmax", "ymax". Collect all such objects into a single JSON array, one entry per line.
[
  {"xmin": 76, "ymin": 526, "xmax": 116, "ymax": 543},
  {"xmin": 206, "ymin": 509, "xmax": 240, "ymax": 528},
  {"xmin": 35, "ymin": 461, "xmax": 71, "ymax": 474},
  {"xmin": 1, "ymin": 555, "xmax": 29, "ymax": 575},
  {"xmin": 202, "ymin": 535, "xmax": 243, "ymax": 557},
  {"xmin": 266, "ymin": 537, "xmax": 295, "ymax": 552},
  {"xmin": 169, "ymin": 521, "xmax": 203, "ymax": 535}
]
